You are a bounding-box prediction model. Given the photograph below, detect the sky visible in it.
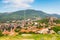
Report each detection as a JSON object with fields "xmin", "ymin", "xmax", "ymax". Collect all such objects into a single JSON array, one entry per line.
[{"xmin": 0, "ymin": 0, "xmax": 60, "ymax": 14}]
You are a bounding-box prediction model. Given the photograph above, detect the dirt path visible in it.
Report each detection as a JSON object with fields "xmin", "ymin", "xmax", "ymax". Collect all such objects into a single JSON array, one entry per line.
[
  {"xmin": 21, "ymin": 34, "xmax": 32, "ymax": 36},
  {"xmin": 21, "ymin": 39, "xmax": 34, "ymax": 40}
]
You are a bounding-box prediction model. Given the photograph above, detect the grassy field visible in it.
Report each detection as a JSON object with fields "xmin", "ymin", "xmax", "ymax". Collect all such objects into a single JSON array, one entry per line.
[{"xmin": 0, "ymin": 34, "xmax": 60, "ymax": 40}]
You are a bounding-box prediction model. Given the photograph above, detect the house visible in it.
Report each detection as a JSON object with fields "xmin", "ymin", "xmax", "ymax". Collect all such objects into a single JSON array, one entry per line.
[{"xmin": 36, "ymin": 28, "xmax": 49, "ymax": 34}]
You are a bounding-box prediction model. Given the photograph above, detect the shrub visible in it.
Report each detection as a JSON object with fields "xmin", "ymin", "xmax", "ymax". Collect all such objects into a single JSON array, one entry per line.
[
  {"xmin": 52, "ymin": 26, "xmax": 60, "ymax": 33},
  {"xmin": 0, "ymin": 31, "xmax": 3, "ymax": 36}
]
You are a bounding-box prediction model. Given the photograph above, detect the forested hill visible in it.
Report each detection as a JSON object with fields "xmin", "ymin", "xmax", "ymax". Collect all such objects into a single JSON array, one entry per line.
[{"xmin": 0, "ymin": 9, "xmax": 60, "ymax": 21}]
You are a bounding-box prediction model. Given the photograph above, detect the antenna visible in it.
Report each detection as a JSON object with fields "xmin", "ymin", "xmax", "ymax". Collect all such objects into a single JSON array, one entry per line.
[{"xmin": 24, "ymin": 10, "xmax": 26, "ymax": 21}]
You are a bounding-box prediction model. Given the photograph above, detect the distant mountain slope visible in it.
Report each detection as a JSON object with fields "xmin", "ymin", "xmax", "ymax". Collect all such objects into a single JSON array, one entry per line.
[{"xmin": 0, "ymin": 9, "xmax": 60, "ymax": 21}]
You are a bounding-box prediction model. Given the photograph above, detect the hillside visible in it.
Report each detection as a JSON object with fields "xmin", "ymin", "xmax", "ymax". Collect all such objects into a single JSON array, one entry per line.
[{"xmin": 0, "ymin": 9, "xmax": 60, "ymax": 22}]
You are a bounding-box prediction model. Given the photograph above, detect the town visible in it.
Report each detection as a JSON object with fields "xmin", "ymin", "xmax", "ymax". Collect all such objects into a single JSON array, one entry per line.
[{"xmin": 0, "ymin": 16, "xmax": 60, "ymax": 36}]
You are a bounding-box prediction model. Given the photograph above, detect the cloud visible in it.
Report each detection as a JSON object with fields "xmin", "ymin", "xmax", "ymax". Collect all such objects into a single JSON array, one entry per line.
[{"xmin": 2, "ymin": 0, "xmax": 34, "ymax": 9}]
